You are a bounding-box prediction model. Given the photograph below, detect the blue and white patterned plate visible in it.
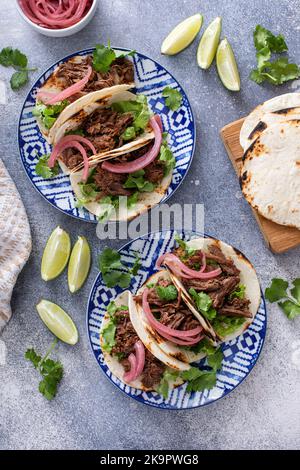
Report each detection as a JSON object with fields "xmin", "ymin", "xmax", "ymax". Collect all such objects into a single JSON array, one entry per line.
[
  {"xmin": 18, "ymin": 48, "xmax": 195, "ymax": 222},
  {"xmin": 87, "ymin": 230, "xmax": 267, "ymax": 409}
]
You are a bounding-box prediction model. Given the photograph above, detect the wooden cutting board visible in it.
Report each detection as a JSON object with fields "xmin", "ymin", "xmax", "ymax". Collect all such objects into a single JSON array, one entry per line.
[{"xmin": 220, "ymin": 117, "xmax": 300, "ymax": 253}]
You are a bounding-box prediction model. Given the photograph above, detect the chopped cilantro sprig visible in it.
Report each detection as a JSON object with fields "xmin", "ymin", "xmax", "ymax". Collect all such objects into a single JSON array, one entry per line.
[
  {"xmin": 25, "ymin": 338, "xmax": 63, "ymax": 401},
  {"xmin": 265, "ymin": 278, "xmax": 300, "ymax": 319},
  {"xmin": 0, "ymin": 47, "xmax": 37, "ymax": 90},
  {"xmin": 98, "ymin": 248, "xmax": 141, "ymax": 288}
]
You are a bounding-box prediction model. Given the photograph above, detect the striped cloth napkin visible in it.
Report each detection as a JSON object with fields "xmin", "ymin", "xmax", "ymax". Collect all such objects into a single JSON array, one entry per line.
[{"xmin": 0, "ymin": 159, "xmax": 31, "ymax": 332}]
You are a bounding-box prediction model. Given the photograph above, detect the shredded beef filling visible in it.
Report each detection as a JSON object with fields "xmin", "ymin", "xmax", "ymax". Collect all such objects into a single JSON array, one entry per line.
[
  {"xmin": 174, "ymin": 245, "xmax": 252, "ymax": 319},
  {"xmin": 111, "ymin": 310, "xmax": 165, "ymax": 389},
  {"xmin": 56, "ymin": 56, "xmax": 134, "ymax": 92}
]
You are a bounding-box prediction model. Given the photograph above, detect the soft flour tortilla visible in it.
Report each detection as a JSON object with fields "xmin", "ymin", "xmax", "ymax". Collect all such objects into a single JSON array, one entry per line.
[
  {"xmin": 100, "ymin": 291, "xmax": 186, "ymax": 392},
  {"xmin": 240, "ymin": 93, "xmax": 300, "ymax": 151},
  {"xmin": 70, "ymin": 161, "xmax": 173, "ymax": 222},
  {"xmin": 168, "ymin": 237, "xmax": 261, "ymax": 342},
  {"xmin": 133, "ymin": 270, "xmax": 208, "ymax": 364},
  {"xmin": 241, "ymin": 119, "xmax": 300, "ymax": 230}
]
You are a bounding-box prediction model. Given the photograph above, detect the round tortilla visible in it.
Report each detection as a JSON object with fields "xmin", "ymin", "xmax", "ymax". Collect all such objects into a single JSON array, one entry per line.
[
  {"xmin": 240, "ymin": 93, "xmax": 300, "ymax": 151},
  {"xmin": 100, "ymin": 291, "xmax": 185, "ymax": 392},
  {"xmin": 241, "ymin": 119, "xmax": 300, "ymax": 230},
  {"xmin": 133, "ymin": 271, "xmax": 208, "ymax": 364},
  {"xmin": 167, "ymin": 237, "xmax": 261, "ymax": 342}
]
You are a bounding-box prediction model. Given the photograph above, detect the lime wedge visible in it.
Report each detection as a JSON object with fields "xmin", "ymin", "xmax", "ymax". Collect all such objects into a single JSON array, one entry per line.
[
  {"xmin": 41, "ymin": 226, "xmax": 71, "ymax": 281},
  {"xmin": 37, "ymin": 300, "xmax": 78, "ymax": 345},
  {"xmin": 197, "ymin": 17, "xmax": 222, "ymax": 69},
  {"xmin": 216, "ymin": 38, "xmax": 241, "ymax": 91},
  {"xmin": 161, "ymin": 14, "xmax": 203, "ymax": 55},
  {"xmin": 68, "ymin": 236, "xmax": 91, "ymax": 293}
]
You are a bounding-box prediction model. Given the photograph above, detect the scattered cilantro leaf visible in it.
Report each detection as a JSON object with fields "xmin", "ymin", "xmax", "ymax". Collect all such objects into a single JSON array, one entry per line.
[
  {"xmin": 211, "ymin": 315, "xmax": 245, "ymax": 337},
  {"xmin": 189, "ymin": 288, "xmax": 217, "ymax": 321},
  {"xmin": 122, "ymin": 126, "xmax": 136, "ymax": 141},
  {"xmin": 130, "ymin": 252, "xmax": 141, "ymax": 276},
  {"xmin": 101, "ymin": 321, "xmax": 117, "ymax": 352},
  {"xmin": 33, "ymin": 100, "xmax": 69, "ymax": 130},
  {"xmin": 10, "ymin": 70, "xmax": 28, "ymax": 90},
  {"xmin": 156, "ymin": 369, "xmax": 179, "ymax": 399},
  {"xmin": 180, "ymin": 348, "xmax": 223, "ymax": 393},
  {"xmin": 159, "ymin": 137, "xmax": 175, "ymax": 176},
  {"xmin": 250, "ymin": 25, "xmax": 300, "ymax": 86},
  {"xmin": 123, "ymin": 170, "xmax": 155, "ymax": 192},
  {"xmin": 93, "ymin": 41, "xmax": 135, "ymax": 73},
  {"xmin": 265, "ymin": 278, "xmax": 289, "ymax": 302},
  {"xmin": 229, "ymin": 284, "xmax": 246, "ymax": 300},
  {"xmin": 265, "ymin": 278, "xmax": 300, "ymax": 320},
  {"xmin": 98, "ymin": 247, "xmax": 132, "ymax": 288},
  {"xmin": 189, "ymin": 337, "xmax": 217, "ymax": 355},
  {"xmin": 25, "ymin": 338, "xmax": 63, "ymax": 401},
  {"xmin": 207, "ymin": 348, "xmax": 223, "ymax": 372},
  {"xmin": 112, "ymin": 94, "xmax": 151, "ymax": 133},
  {"xmin": 35, "ymin": 154, "xmax": 60, "ymax": 179},
  {"xmin": 0, "ymin": 47, "xmax": 36, "ymax": 90},
  {"xmin": 162, "ymin": 86, "xmax": 183, "ymax": 111},
  {"xmin": 156, "ymin": 284, "xmax": 178, "ymax": 302},
  {"xmin": 174, "ymin": 233, "xmax": 196, "ymax": 257}
]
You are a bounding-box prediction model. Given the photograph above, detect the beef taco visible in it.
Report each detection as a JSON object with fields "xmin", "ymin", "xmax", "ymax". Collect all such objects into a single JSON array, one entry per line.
[
  {"xmin": 33, "ymin": 45, "xmax": 135, "ymax": 144},
  {"xmin": 100, "ymin": 291, "xmax": 187, "ymax": 392},
  {"xmin": 155, "ymin": 235, "xmax": 261, "ymax": 342},
  {"xmin": 67, "ymin": 112, "xmax": 175, "ymax": 222}
]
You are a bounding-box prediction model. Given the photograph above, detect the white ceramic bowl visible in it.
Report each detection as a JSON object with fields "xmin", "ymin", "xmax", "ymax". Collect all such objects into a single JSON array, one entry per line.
[{"xmin": 16, "ymin": 0, "xmax": 98, "ymax": 37}]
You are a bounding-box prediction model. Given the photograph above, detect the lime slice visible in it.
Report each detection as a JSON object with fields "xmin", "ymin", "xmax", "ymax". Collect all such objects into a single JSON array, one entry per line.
[
  {"xmin": 197, "ymin": 17, "xmax": 222, "ymax": 69},
  {"xmin": 161, "ymin": 14, "xmax": 203, "ymax": 55},
  {"xmin": 216, "ymin": 38, "xmax": 241, "ymax": 91},
  {"xmin": 37, "ymin": 300, "xmax": 78, "ymax": 345},
  {"xmin": 68, "ymin": 236, "xmax": 91, "ymax": 293},
  {"xmin": 41, "ymin": 226, "xmax": 71, "ymax": 281}
]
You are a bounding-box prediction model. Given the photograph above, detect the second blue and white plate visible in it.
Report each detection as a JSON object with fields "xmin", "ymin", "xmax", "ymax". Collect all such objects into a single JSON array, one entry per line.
[
  {"xmin": 18, "ymin": 48, "xmax": 195, "ymax": 222},
  {"xmin": 87, "ymin": 230, "xmax": 267, "ymax": 410}
]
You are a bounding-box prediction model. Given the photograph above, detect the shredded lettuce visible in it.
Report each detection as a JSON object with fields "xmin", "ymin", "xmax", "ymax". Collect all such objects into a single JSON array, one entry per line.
[{"xmin": 33, "ymin": 100, "xmax": 69, "ymax": 129}]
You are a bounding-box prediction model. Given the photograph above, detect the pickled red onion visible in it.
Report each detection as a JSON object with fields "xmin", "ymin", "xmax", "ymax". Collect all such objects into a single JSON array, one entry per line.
[
  {"xmin": 157, "ymin": 253, "xmax": 221, "ymax": 280},
  {"xmin": 48, "ymin": 134, "xmax": 96, "ymax": 182},
  {"xmin": 37, "ymin": 65, "xmax": 92, "ymax": 105},
  {"xmin": 101, "ymin": 115, "xmax": 162, "ymax": 174},
  {"xmin": 134, "ymin": 341, "xmax": 145, "ymax": 378},
  {"xmin": 123, "ymin": 353, "xmax": 137, "ymax": 383},
  {"xmin": 142, "ymin": 289, "xmax": 203, "ymax": 344},
  {"xmin": 19, "ymin": 0, "xmax": 93, "ymax": 30}
]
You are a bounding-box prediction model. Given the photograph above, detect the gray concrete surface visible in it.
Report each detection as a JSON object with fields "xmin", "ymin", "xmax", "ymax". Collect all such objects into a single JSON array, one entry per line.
[{"xmin": 0, "ymin": 0, "xmax": 300, "ymax": 450}]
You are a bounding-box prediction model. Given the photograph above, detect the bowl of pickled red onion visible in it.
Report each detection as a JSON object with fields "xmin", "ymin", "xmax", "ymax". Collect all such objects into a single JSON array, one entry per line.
[{"xmin": 16, "ymin": 0, "xmax": 99, "ymax": 37}]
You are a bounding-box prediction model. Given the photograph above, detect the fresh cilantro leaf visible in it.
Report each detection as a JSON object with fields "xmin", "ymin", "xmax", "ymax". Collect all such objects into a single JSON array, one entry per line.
[
  {"xmin": 33, "ymin": 100, "xmax": 69, "ymax": 130},
  {"xmin": 0, "ymin": 47, "xmax": 27, "ymax": 68},
  {"xmin": 112, "ymin": 95, "xmax": 150, "ymax": 133},
  {"xmin": 93, "ymin": 41, "xmax": 116, "ymax": 73},
  {"xmin": 122, "ymin": 126, "xmax": 136, "ymax": 141},
  {"xmin": 291, "ymin": 279, "xmax": 300, "ymax": 304},
  {"xmin": 127, "ymin": 191, "xmax": 139, "ymax": 208},
  {"xmin": 265, "ymin": 278, "xmax": 289, "ymax": 302},
  {"xmin": 229, "ymin": 284, "xmax": 246, "ymax": 300},
  {"xmin": 35, "ymin": 154, "xmax": 60, "ymax": 179},
  {"xmin": 156, "ymin": 284, "xmax": 178, "ymax": 302},
  {"xmin": 156, "ymin": 369, "xmax": 179, "ymax": 399},
  {"xmin": 207, "ymin": 348, "xmax": 223, "ymax": 372},
  {"xmin": 123, "ymin": 170, "xmax": 155, "ymax": 192},
  {"xmin": 278, "ymin": 300, "xmax": 300, "ymax": 320},
  {"xmin": 130, "ymin": 252, "xmax": 141, "ymax": 276},
  {"xmin": 189, "ymin": 288, "xmax": 217, "ymax": 321},
  {"xmin": 162, "ymin": 86, "xmax": 183, "ymax": 111},
  {"xmin": 250, "ymin": 26, "xmax": 300, "ymax": 86},
  {"xmin": 116, "ymin": 50, "xmax": 136, "ymax": 59},
  {"xmin": 10, "ymin": 70, "xmax": 28, "ymax": 90},
  {"xmin": 25, "ymin": 348, "xmax": 42, "ymax": 369},
  {"xmin": 211, "ymin": 316, "xmax": 245, "ymax": 337},
  {"xmin": 174, "ymin": 233, "xmax": 196, "ymax": 257},
  {"xmin": 98, "ymin": 247, "xmax": 132, "ymax": 288},
  {"xmin": 186, "ymin": 370, "xmax": 217, "ymax": 392},
  {"xmin": 25, "ymin": 339, "xmax": 63, "ymax": 401},
  {"xmin": 101, "ymin": 321, "xmax": 117, "ymax": 352},
  {"xmin": 159, "ymin": 141, "xmax": 175, "ymax": 176},
  {"xmin": 253, "ymin": 25, "xmax": 287, "ymax": 53},
  {"xmin": 189, "ymin": 338, "xmax": 217, "ymax": 355}
]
